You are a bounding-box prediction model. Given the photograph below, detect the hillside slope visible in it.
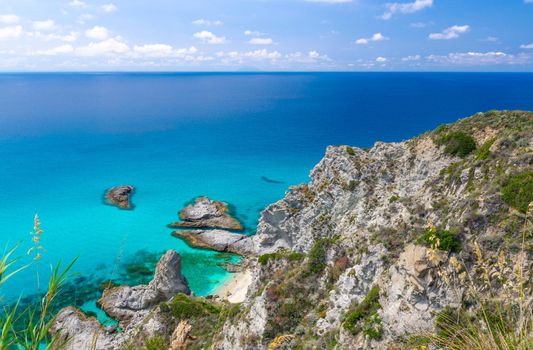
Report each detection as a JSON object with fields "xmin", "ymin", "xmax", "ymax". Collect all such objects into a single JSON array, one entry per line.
[{"xmin": 214, "ymin": 110, "xmax": 532, "ymax": 349}]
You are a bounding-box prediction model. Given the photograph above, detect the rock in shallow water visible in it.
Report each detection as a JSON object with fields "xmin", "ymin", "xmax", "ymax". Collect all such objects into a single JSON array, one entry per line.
[
  {"xmin": 171, "ymin": 229, "xmax": 254, "ymax": 255},
  {"xmin": 168, "ymin": 196, "xmax": 243, "ymax": 231},
  {"xmin": 50, "ymin": 250, "xmax": 190, "ymax": 350},
  {"xmin": 104, "ymin": 185, "xmax": 135, "ymax": 209}
]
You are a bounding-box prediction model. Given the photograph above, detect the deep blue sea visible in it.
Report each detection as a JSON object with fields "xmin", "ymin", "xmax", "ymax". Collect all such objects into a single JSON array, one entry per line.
[{"xmin": 1, "ymin": 72, "xmax": 532, "ymax": 321}]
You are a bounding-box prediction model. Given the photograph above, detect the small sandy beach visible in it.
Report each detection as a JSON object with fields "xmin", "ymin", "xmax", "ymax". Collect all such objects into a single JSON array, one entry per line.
[{"xmin": 214, "ymin": 269, "xmax": 253, "ymax": 303}]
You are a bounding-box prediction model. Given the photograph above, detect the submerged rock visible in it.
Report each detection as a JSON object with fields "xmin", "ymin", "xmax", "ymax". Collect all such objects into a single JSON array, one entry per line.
[
  {"xmin": 168, "ymin": 196, "xmax": 243, "ymax": 231},
  {"xmin": 171, "ymin": 229, "xmax": 254, "ymax": 255},
  {"xmin": 50, "ymin": 250, "xmax": 190, "ymax": 349},
  {"xmin": 105, "ymin": 185, "xmax": 135, "ymax": 209}
]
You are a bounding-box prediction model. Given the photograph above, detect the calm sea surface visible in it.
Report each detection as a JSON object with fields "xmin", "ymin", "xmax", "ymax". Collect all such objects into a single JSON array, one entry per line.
[{"xmin": 1, "ymin": 72, "xmax": 532, "ymax": 319}]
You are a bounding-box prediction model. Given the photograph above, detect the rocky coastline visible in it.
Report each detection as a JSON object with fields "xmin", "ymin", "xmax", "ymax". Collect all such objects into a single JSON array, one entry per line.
[{"xmin": 51, "ymin": 111, "xmax": 532, "ymax": 350}]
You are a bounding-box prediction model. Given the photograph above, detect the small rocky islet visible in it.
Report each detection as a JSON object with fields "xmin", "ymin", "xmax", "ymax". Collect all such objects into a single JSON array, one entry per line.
[
  {"xmin": 168, "ymin": 196, "xmax": 244, "ymax": 231},
  {"xmin": 59, "ymin": 110, "xmax": 532, "ymax": 349},
  {"xmin": 104, "ymin": 185, "xmax": 135, "ymax": 210}
]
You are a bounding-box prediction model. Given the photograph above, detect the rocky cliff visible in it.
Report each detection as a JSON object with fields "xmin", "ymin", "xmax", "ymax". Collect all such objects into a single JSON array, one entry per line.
[
  {"xmin": 52, "ymin": 110, "xmax": 532, "ymax": 350},
  {"xmin": 214, "ymin": 110, "xmax": 532, "ymax": 349}
]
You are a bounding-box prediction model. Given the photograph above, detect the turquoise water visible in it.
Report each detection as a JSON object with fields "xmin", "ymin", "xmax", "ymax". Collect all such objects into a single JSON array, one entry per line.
[{"xmin": 1, "ymin": 73, "xmax": 533, "ymax": 313}]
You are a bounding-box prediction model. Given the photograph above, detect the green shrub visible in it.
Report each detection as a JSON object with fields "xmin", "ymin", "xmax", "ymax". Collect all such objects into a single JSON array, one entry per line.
[
  {"xmin": 362, "ymin": 313, "xmax": 383, "ymax": 340},
  {"xmin": 169, "ymin": 294, "xmax": 220, "ymax": 319},
  {"xmin": 501, "ymin": 171, "xmax": 533, "ymax": 213},
  {"xmin": 346, "ymin": 146, "xmax": 356, "ymax": 156},
  {"xmin": 142, "ymin": 336, "xmax": 166, "ymax": 350},
  {"xmin": 307, "ymin": 238, "xmax": 330, "ymax": 274},
  {"xmin": 343, "ymin": 286, "xmax": 381, "ymax": 335},
  {"xmin": 437, "ymin": 132, "xmax": 477, "ymax": 157},
  {"xmin": 418, "ymin": 227, "xmax": 462, "ymax": 253},
  {"xmin": 475, "ymin": 138, "xmax": 496, "ymax": 160},
  {"xmin": 258, "ymin": 250, "xmax": 305, "ymax": 265}
]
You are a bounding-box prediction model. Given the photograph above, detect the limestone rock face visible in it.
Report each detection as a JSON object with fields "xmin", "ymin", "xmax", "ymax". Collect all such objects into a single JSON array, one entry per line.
[
  {"xmin": 212, "ymin": 111, "xmax": 533, "ymax": 349},
  {"xmin": 98, "ymin": 250, "xmax": 190, "ymax": 327},
  {"xmin": 171, "ymin": 229, "xmax": 253, "ymax": 255},
  {"xmin": 51, "ymin": 250, "xmax": 190, "ymax": 349},
  {"xmin": 168, "ymin": 197, "xmax": 243, "ymax": 231},
  {"xmin": 105, "ymin": 185, "xmax": 134, "ymax": 209},
  {"xmin": 49, "ymin": 307, "xmax": 122, "ymax": 350}
]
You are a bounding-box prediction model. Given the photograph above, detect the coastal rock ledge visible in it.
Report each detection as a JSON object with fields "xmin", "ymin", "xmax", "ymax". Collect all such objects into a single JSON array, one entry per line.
[
  {"xmin": 172, "ymin": 229, "xmax": 254, "ymax": 255},
  {"xmin": 168, "ymin": 196, "xmax": 244, "ymax": 231},
  {"xmin": 104, "ymin": 185, "xmax": 135, "ymax": 209},
  {"xmin": 50, "ymin": 250, "xmax": 190, "ymax": 350}
]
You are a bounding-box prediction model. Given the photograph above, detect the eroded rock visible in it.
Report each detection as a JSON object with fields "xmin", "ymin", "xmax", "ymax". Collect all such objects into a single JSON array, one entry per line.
[
  {"xmin": 168, "ymin": 197, "xmax": 243, "ymax": 231},
  {"xmin": 171, "ymin": 229, "xmax": 253, "ymax": 255},
  {"xmin": 105, "ymin": 185, "xmax": 135, "ymax": 209}
]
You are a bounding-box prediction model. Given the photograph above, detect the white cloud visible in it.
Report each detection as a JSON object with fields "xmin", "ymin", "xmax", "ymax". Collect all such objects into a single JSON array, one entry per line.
[
  {"xmin": 429, "ymin": 25, "xmax": 469, "ymax": 40},
  {"xmin": 355, "ymin": 32, "xmax": 389, "ymax": 45},
  {"xmin": 376, "ymin": 56, "xmax": 387, "ymax": 62},
  {"xmin": 0, "ymin": 25, "xmax": 23, "ymax": 40},
  {"xmin": 192, "ymin": 19, "xmax": 223, "ymax": 26},
  {"xmin": 101, "ymin": 4, "xmax": 118, "ymax": 13},
  {"xmin": 244, "ymin": 30, "xmax": 262, "ymax": 36},
  {"xmin": 427, "ymin": 51, "xmax": 530, "ymax": 65},
  {"xmin": 525, "ymin": 0, "xmax": 533, "ymax": 3},
  {"xmin": 382, "ymin": 0, "xmax": 433, "ymax": 20},
  {"xmin": 85, "ymin": 26, "xmax": 109, "ymax": 40},
  {"xmin": 244, "ymin": 49, "xmax": 281, "ymax": 59},
  {"xmin": 306, "ymin": 0, "xmax": 352, "ymax": 3},
  {"xmin": 0, "ymin": 14, "xmax": 20, "ymax": 24},
  {"xmin": 33, "ymin": 20, "xmax": 56, "ymax": 31},
  {"xmin": 133, "ymin": 44, "xmax": 198, "ymax": 58},
  {"xmin": 28, "ymin": 31, "xmax": 80, "ymax": 42},
  {"xmin": 402, "ymin": 54, "xmax": 421, "ymax": 61},
  {"xmin": 520, "ymin": 43, "xmax": 533, "ymax": 49},
  {"xmin": 193, "ymin": 30, "xmax": 226, "ymax": 44},
  {"xmin": 77, "ymin": 14, "xmax": 94, "ymax": 24},
  {"xmin": 69, "ymin": 0, "xmax": 87, "ymax": 8},
  {"xmin": 32, "ymin": 44, "xmax": 74, "ymax": 56},
  {"xmin": 248, "ymin": 37, "xmax": 273, "ymax": 45},
  {"xmin": 76, "ymin": 36, "xmax": 129, "ymax": 56}
]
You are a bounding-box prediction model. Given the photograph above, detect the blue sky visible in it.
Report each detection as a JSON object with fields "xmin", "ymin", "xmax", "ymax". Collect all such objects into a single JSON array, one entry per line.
[{"xmin": 0, "ymin": 0, "xmax": 532, "ymax": 71}]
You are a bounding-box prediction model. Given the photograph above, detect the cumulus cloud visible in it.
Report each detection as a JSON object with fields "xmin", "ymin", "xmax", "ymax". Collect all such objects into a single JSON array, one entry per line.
[
  {"xmin": 0, "ymin": 14, "xmax": 20, "ymax": 24},
  {"xmin": 427, "ymin": 51, "xmax": 530, "ymax": 65},
  {"xmin": 192, "ymin": 19, "xmax": 223, "ymax": 26},
  {"xmin": 402, "ymin": 54, "xmax": 421, "ymax": 61},
  {"xmin": 77, "ymin": 14, "xmax": 94, "ymax": 24},
  {"xmin": 429, "ymin": 25, "xmax": 469, "ymax": 40},
  {"xmin": 244, "ymin": 30, "xmax": 262, "ymax": 36},
  {"xmin": 85, "ymin": 26, "xmax": 109, "ymax": 40},
  {"xmin": 101, "ymin": 4, "xmax": 118, "ymax": 13},
  {"xmin": 376, "ymin": 56, "xmax": 387, "ymax": 62},
  {"xmin": 133, "ymin": 44, "xmax": 198, "ymax": 58},
  {"xmin": 0, "ymin": 25, "xmax": 23, "ymax": 40},
  {"xmin": 520, "ymin": 43, "xmax": 533, "ymax": 49},
  {"xmin": 355, "ymin": 33, "xmax": 388, "ymax": 45},
  {"xmin": 33, "ymin": 20, "xmax": 56, "ymax": 31},
  {"xmin": 76, "ymin": 36, "xmax": 129, "ymax": 56},
  {"xmin": 248, "ymin": 38, "xmax": 273, "ymax": 45},
  {"xmin": 69, "ymin": 0, "xmax": 87, "ymax": 8},
  {"xmin": 31, "ymin": 44, "xmax": 74, "ymax": 56},
  {"xmin": 28, "ymin": 31, "xmax": 80, "ymax": 42},
  {"xmin": 382, "ymin": 0, "xmax": 433, "ymax": 20},
  {"xmin": 193, "ymin": 31, "xmax": 226, "ymax": 44}
]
